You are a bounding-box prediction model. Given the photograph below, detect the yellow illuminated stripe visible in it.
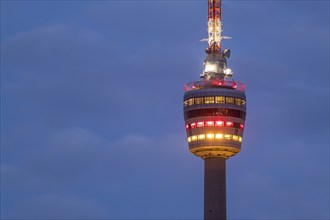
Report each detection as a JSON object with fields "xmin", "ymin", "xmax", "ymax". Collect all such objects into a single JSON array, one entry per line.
[
  {"xmin": 185, "ymin": 96, "xmax": 246, "ymax": 107},
  {"xmin": 187, "ymin": 134, "xmax": 242, "ymax": 143}
]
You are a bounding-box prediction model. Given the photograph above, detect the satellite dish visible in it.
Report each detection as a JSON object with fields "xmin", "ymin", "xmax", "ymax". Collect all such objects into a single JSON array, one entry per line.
[{"xmin": 223, "ymin": 49, "xmax": 231, "ymax": 58}]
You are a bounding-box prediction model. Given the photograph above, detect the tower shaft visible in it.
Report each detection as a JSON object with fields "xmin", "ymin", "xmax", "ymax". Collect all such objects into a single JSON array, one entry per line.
[{"xmin": 204, "ymin": 158, "xmax": 226, "ymax": 220}]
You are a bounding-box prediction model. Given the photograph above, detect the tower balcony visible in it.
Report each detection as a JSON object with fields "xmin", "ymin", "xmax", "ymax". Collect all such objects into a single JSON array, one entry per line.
[{"xmin": 184, "ymin": 80, "xmax": 245, "ymax": 92}]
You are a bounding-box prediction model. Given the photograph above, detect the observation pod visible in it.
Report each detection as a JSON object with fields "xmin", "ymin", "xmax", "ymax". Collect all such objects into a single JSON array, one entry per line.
[{"xmin": 183, "ymin": 80, "xmax": 246, "ymax": 159}]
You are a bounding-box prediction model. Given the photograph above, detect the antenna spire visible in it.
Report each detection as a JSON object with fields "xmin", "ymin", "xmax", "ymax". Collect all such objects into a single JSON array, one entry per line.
[
  {"xmin": 206, "ymin": 0, "xmax": 222, "ymax": 54},
  {"xmin": 201, "ymin": 0, "xmax": 232, "ymax": 80}
]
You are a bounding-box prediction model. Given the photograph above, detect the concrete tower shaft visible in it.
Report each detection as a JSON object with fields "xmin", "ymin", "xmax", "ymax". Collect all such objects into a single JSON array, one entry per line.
[{"xmin": 204, "ymin": 158, "xmax": 226, "ymax": 219}]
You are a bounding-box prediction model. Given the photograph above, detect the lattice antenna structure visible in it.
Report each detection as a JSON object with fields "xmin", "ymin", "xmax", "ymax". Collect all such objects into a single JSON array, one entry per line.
[{"xmin": 201, "ymin": 0, "xmax": 232, "ymax": 81}]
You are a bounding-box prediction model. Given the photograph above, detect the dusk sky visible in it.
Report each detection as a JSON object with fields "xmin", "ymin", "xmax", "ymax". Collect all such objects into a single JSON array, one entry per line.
[{"xmin": 1, "ymin": 0, "xmax": 329, "ymax": 219}]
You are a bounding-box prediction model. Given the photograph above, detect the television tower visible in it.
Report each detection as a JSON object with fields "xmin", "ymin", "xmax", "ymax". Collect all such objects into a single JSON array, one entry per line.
[{"xmin": 183, "ymin": 1, "xmax": 247, "ymax": 219}]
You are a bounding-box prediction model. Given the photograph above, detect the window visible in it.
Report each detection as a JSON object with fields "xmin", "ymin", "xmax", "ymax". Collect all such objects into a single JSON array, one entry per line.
[
  {"xmin": 206, "ymin": 134, "xmax": 214, "ymax": 139},
  {"xmin": 184, "ymin": 108, "xmax": 246, "ymax": 120},
  {"xmin": 235, "ymin": 98, "xmax": 241, "ymax": 106},
  {"xmin": 187, "ymin": 134, "xmax": 242, "ymax": 142},
  {"xmin": 226, "ymin": 97, "xmax": 234, "ymax": 104},
  {"xmin": 224, "ymin": 134, "xmax": 232, "ymax": 140},
  {"xmin": 205, "ymin": 121, "xmax": 214, "ymax": 126},
  {"xmin": 226, "ymin": 121, "xmax": 233, "ymax": 127},
  {"xmin": 215, "ymin": 109, "xmax": 229, "ymax": 116},
  {"xmin": 204, "ymin": 97, "xmax": 215, "ymax": 104},
  {"xmin": 186, "ymin": 121, "xmax": 244, "ymax": 130},
  {"xmin": 197, "ymin": 121, "xmax": 204, "ymax": 127},
  {"xmin": 188, "ymin": 98, "xmax": 194, "ymax": 106},
  {"xmin": 215, "ymin": 121, "xmax": 224, "ymax": 126},
  {"xmin": 195, "ymin": 97, "xmax": 203, "ymax": 104},
  {"xmin": 187, "ymin": 96, "xmax": 245, "ymax": 107},
  {"xmin": 215, "ymin": 133, "xmax": 223, "ymax": 139},
  {"xmin": 215, "ymin": 96, "xmax": 225, "ymax": 103},
  {"xmin": 198, "ymin": 134, "xmax": 205, "ymax": 140}
]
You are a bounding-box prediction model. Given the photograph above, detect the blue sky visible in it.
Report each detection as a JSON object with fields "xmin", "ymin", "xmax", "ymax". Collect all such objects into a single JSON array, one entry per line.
[{"xmin": 1, "ymin": 0, "xmax": 329, "ymax": 219}]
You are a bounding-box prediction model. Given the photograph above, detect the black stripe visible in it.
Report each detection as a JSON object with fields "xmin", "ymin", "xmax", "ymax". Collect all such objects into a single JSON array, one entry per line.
[{"xmin": 184, "ymin": 108, "xmax": 246, "ymax": 120}]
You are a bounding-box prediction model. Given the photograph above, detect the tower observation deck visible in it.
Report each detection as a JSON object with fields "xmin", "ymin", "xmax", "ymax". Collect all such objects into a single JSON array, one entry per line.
[{"xmin": 183, "ymin": 1, "xmax": 247, "ymax": 219}]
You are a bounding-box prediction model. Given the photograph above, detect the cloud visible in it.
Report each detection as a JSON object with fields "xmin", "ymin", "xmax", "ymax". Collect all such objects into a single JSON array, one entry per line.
[
  {"xmin": 228, "ymin": 138, "xmax": 329, "ymax": 219},
  {"xmin": 3, "ymin": 123, "xmax": 328, "ymax": 219},
  {"xmin": 1, "ymin": 126, "xmax": 202, "ymax": 219},
  {"xmin": 11, "ymin": 194, "xmax": 105, "ymax": 219}
]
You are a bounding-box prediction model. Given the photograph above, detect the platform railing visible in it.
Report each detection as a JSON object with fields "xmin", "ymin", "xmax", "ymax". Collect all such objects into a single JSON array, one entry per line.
[{"xmin": 184, "ymin": 80, "xmax": 245, "ymax": 92}]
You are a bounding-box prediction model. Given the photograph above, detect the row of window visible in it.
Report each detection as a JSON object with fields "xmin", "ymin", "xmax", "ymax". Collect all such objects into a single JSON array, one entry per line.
[
  {"xmin": 185, "ymin": 120, "xmax": 244, "ymax": 130},
  {"xmin": 184, "ymin": 96, "xmax": 246, "ymax": 107},
  {"xmin": 184, "ymin": 108, "xmax": 246, "ymax": 120},
  {"xmin": 187, "ymin": 133, "xmax": 242, "ymax": 143}
]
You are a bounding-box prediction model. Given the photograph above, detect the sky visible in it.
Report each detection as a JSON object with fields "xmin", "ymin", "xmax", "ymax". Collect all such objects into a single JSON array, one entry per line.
[{"xmin": 1, "ymin": 0, "xmax": 329, "ymax": 219}]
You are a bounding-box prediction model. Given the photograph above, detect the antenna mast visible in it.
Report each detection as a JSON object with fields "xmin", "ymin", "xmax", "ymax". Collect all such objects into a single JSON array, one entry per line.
[
  {"xmin": 201, "ymin": 0, "xmax": 232, "ymax": 80},
  {"xmin": 206, "ymin": 0, "xmax": 222, "ymax": 54}
]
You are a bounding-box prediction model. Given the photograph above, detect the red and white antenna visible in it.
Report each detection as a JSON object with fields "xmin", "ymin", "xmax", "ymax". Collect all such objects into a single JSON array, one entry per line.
[
  {"xmin": 206, "ymin": 0, "xmax": 222, "ymax": 54},
  {"xmin": 201, "ymin": 0, "xmax": 232, "ymax": 80}
]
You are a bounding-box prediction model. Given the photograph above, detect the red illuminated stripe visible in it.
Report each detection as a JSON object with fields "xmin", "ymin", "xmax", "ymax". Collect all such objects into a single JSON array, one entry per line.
[{"xmin": 187, "ymin": 120, "xmax": 243, "ymax": 131}]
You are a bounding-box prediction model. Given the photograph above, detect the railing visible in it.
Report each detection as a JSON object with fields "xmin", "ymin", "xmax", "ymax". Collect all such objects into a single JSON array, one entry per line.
[{"xmin": 184, "ymin": 80, "xmax": 245, "ymax": 92}]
